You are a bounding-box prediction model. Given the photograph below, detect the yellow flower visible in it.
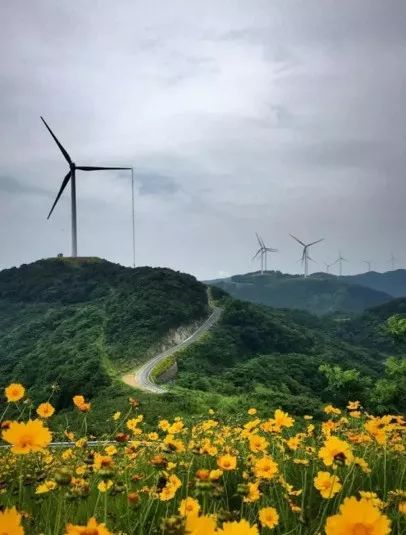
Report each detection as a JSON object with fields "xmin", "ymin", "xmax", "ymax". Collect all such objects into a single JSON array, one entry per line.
[
  {"xmin": 248, "ymin": 434, "xmax": 268, "ymax": 453},
  {"xmin": 209, "ymin": 469, "xmax": 223, "ymax": 481},
  {"xmin": 2, "ymin": 419, "xmax": 52, "ymax": 454},
  {"xmin": 399, "ymin": 502, "xmax": 406, "ymax": 515},
  {"xmin": 324, "ymin": 404, "xmax": 341, "ymax": 415},
  {"xmin": 112, "ymin": 411, "xmax": 121, "ymax": 421},
  {"xmin": 104, "ymin": 445, "xmax": 117, "ymax": 456},
  {"xmin": 217, "ymin": 519, "xmax": 259, "ymax": 534},
  {"xmin": 259, "ymin": 507, "xmax": 279, "ymax": 529},
  {"xmin": 314, "ymin": 471, "xmax": 342, "ymax": 499},
  {"xmin": 325, "ymin": 496, "xmax": 391, "ymax": 535},
  {"xmin": 65, "ymin": 517, "xmax": 112, "ymax": 535},
  {"xmin": 62, "ymin": 448, "xmax": 73, "ymax": 460},
  {"xmin": 185, "ymin": 514, "xmax": 217, "ymax": 535},
  {"xmin": 359, "ymin": 491, "xmax": 384, "ymax": 510},
  {"xmin": 179, "ymin": 497, "xmax": 201, "ymax": 517},
  {"xmin": 319, "ymin": 436, "xmax": 353, "ymax": 466},
  {"xmin": 248, "ymin": 408, "xmax": 257, "ymax": 415},
  {"xmin": 347, "ymin": 400, "xmax": 360, "ymax": 410},
  {"xmin": 274, "ymin": 409, "xmax": 294, "ymax": 429},
  {"xmin": 35, "ymin": 480, "xmax": 57, "ymax": 494},
  {"xmin": 72, "ymin": 395, "xmax": 91, "ymax": 412},
  {"xmin": 349, "ymin": 411, "xmax": 362, "ymax": 418},
  {"xmin": 93, "ymin": 454, "xmax": 114, "ymax": 471},
  {"xmin": 0, "ymin": 507, "xmax": 24, "ymax": 535},
  {"xmin": 243, "ymin": 482, "xmax": 261, "ymax": 503},
  {"xmin": 97, "ymin": 480, "xmax": 113, "ymax": 493},
  {"xmin": 217, "ymin": 454, "xmax": 237, "ymax": 471},
  {"xmin": 286, "ymin": 435, "xmax": 301, "ymax": 451},
  {"xmin": 253, "ymin": 456, "xmax": 278, "ymax": 480},
  {"xmin": 36, "ymin": 402, "xmax": 55, "ymax": 418},
  {"xmin": 5, "ymin": 383, "xmax": 25, "ymax": 403}
]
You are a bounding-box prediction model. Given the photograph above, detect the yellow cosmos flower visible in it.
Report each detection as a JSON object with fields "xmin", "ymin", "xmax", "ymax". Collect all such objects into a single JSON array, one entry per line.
[
  {"xmin": 97, "ymin": 480, "xmax": 113, "ymax": 493},
  {"xmin": 347, "ymin": 400, "xmax": 361, "ymax": 410},
  {"xmin": 0, "ymin": 507, "xmax": 24, "ymax": 535},
  {"xmin": 65, "ymin": 517, "xmax": 112, "ymax": 535},
  {"xmin": 217, "ymin": 454, "xmax": 237, "ymax": 471},
  {"xmin": 318, "ymin": 436, "xmax": 353, "ymax": 466},
  {"xmin": 209, "ymin": 469, "xmax": 223, "ymax": 481},
  {"xmin": 314, "ymin": 471, "xmax": 342, "ymax": 499},
  {"xmin": 36, "ymin": 402, "xmax": 55, "ymax": 418},
  {"xmin": 178, "ymin": 497, "xmax": 201, "ymax": 517},
  {"xmin": 93, "ymin": 454, "xmax": 114, "ymax": 471},
  {"xmin": 72, "ymin": 395, "xmax": 91, "ymax": 412},
  {"xmin": 35, "ymin": 480, "xmax": 57, "ymax": 494},
  {"xmin": 274, "ymin": 409, "xmax": 294, "ymax": 429},
  {"xmin": 399, "ymin": 502, "xmax": 406, "ymax": 515},
  {"xmin": 248, "ymin": 408, "xmax": 257, "ymax": 415},
  {"xmin": 243, "ymin": 482, "xmax": 261, "ymax": 503},
  {"xmin": 112, "ymin": 411, "xmax": 121, "ymax": 421},
  {"xmin": 325, "ymin": 496, "xmax": 391, "ymax": 535},
  {"xmin": 2, "ymin": 419, "xmax": 52, "ymax": 454},
  {"xmin": 324, "ymin": 405, "xmax": 341, "ymax": 415},
  {"xmin": 217, "ymin": 519, "xmax": 259, "ymax": 534},
  {"xmin": 185, "ymin": 514, "xmax": 217, "ymax": 535},
  {"xmin": 249, "ymin": 433, "xmax": 269, "ymax": 453},
  {"xmin": 259, "ymin": 507, "xmax": 279, "ymax": 529},
  {"xmin": 5, "ymin": 383, "xmax": 25, "ymax": 403},
  {"xmin": 253, "ymin": 456, "xmax": 278, "ymax": 480},
  {"xmin": 359, "ymin": 491, "xmax": 384, "ymax": 510}
]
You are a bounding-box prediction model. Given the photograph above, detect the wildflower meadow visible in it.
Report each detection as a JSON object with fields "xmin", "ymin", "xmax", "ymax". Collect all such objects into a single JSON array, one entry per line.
[{"xmin": 0, "ymin": 384, "xmax": 405, "ymax": 534}]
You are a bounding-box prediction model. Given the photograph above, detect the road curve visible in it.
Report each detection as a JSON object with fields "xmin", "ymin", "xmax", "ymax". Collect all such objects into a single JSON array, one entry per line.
[{"xmin": 123, "ymin": 306, "xmax": 222, "ymax": 394}]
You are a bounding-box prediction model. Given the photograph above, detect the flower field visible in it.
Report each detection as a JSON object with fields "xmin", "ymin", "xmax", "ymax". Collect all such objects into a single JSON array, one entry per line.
[{"xmin": 0, "ymin": 384, "xmax": 405, "ymax": 534}]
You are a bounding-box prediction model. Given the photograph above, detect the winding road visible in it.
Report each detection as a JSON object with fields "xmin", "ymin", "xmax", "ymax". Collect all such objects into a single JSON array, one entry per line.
[{"xmin": 122, "ymin": 306, "xmax": 222, "ymax": 394}]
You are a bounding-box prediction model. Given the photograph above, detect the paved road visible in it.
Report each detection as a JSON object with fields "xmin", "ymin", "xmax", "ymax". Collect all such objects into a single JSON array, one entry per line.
[{"xmin": 125, "ymin": 306, "xmax": 222, "ymax": 394}]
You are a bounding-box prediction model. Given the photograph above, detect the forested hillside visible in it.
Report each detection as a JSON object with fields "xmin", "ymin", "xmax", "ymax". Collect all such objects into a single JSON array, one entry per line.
[
  {"xmin": 207, "ymin": 271, "xmax": 392, "ymax": 315},
  {"xmin": 0, "ymin": 259, "xmax": 404, "ymax": 432},
  {"xmin": 342, "ymin": 269, "xmax": 406, "ymax": 298},
  {"xmin": 0, "ymin": 258, "xmax": 208, "ymax": 410}
]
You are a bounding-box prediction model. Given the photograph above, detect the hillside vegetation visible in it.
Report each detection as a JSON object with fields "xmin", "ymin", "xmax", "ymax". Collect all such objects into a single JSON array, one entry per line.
[
  {"xmin": 207, "ymin": 271, "xmax": 393, "ymax": 316},
  {"xmin": 343, "ymin": 269, "xmax": 406, "ymax": 298},
  {"xmin": 0, "ymin": 258, "xmax": 208, "ymax": 412},
  {"xmin": 0, "ymin": 259, "xmax": 404, "ymax": 433}
]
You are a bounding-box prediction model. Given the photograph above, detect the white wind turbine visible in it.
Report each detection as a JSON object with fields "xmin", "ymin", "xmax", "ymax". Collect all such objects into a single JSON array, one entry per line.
[
  {"xmin": 388, "ymin": 253, "xmax": 398, "ymax": 270},
  {"xmin": 362, "ymin": 260, "xmax": 372, "ymax": 272},
  {"xmin": 252, "ymin": 233, "xmax": 278, "ymax": 274},
  {"xmin": 334, "ymin": 251, "xmax": 348, "ymax": 276},
  {"xmin": 290, "ymin": 234, "xmax": 323, "ymax": 278}
]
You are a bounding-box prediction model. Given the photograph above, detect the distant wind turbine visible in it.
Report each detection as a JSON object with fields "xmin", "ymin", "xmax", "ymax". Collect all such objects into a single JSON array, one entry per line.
[
  {"xmin": 41, "ymin": 117, "xmax": 132, "ymax": 257},
  {"xmin": 388, "ymin": 253, "xmax": 398, "ymax": 270},
  {"xmin": 334, "ymin": 251, "xmax": 348, "ymax": 276},
  {"xmin": 252, "ymin": 233, "xmax": 278, "ymax": 274},
  {"xmin": 362, "ymin": 260, "xmax": 372, "ymax": 272},
  {"xmin": 290, "ymin": 234, "xmax": 323, "ymax": 278},
  {"xmin": 324, "ymin": 261, "xmax": 334, "ymax": 274}
]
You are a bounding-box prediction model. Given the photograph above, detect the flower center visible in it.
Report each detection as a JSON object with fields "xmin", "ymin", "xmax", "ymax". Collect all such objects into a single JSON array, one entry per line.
[{"xmin": 352, "ymin": 523, "xmax": 373, "ymax": 535}]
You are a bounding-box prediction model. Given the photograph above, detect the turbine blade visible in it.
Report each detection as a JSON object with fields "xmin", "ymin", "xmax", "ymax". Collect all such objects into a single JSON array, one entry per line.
[
  {"xmin": 47, "ymin": 171, "xmax": 72, "ymax": 219},
  {"xmin": 308, "ymin": 238, "xmax": 324, "ymax": 247},
  {"xmin": 76, "ymin": 166, "xmax": 132, "ymax": 171},
  {"xmin": 252, "ymin": 249, "xmax": 262, "ymax": 260},
  {"xmin": 289, "ymin": 234, "xmax": 305, "ymax": 246},
  {"xmin": 255, "ymin": 232, "xmax": 263, "ymax": 248},
  {"xmin": 40, "ymin": 116, "xmax": 72, "ymax": 164},
  {"xmin": 308, "ymin": 256, "xmax": 317, "ymax": 264}
]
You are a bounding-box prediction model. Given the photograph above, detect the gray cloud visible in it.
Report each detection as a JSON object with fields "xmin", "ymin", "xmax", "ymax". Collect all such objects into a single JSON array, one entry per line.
[{"xmin": 0, "ymin": 0, "xmax": 406, "ymax": 278}]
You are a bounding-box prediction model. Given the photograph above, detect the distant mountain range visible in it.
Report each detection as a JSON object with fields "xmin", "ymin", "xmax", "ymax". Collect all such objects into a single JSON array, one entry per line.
[{"xmin": 206, "ymin": 270, "xmax": 406, "ymax": 315}]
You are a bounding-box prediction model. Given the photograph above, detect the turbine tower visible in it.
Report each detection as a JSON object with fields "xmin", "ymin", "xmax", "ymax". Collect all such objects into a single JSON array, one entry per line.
[
  {"xmin": 290, "ymin": 234, "xmax": 323, "ymax": 278},
  {"xmin": 362, "ymin": 260, "xmax": 372, "ymax": 272},
  {"xmin": 334, "ymin": 251, "xmax": 348, "ymax": 277},
  {"xmin": 41, "ymin": 117, "xmax": 131, "ymax": 257},
  {"xmin": 389, "ymin": 253, "xmax": 397, "ymax": 270},
  {"xmin": 324, "ymin": 261, "xmax": 334, "ymax": 274},
  {"xmin": 252, "ymin": 233, "xmax": 277, "ymax": 274}
]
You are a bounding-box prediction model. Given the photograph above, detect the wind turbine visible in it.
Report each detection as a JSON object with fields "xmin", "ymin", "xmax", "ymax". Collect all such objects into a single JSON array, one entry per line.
[
  {"xmin": 252, "ymin": 233, "xmax": 278, "ymax": 274},
  {"xmin": 362, "ymin": 260, "xmax": 372, "ymax": 272},
  {"xmin": 41, "ymin": 117, "xmax": 132, "ymax": 257},
  {"xmin": 324, "ymin": 261, "xmax": 334, "ymax": 274},
  {"xmin": 388, "ymin": 253, "xmax": 398, "ymax": 270},
  {"xmin": 334, "ymin": 251, "xmax": 348, "ymax": 276},
  {"xmin": 290, "ymin": 234, "xmax": 323, "ymax": 278}
]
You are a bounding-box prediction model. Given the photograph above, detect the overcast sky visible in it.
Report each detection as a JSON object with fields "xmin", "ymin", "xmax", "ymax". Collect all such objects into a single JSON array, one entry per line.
[{"xmin": 1, "ymin": 0, "xmax": 405, "ymax": 280}]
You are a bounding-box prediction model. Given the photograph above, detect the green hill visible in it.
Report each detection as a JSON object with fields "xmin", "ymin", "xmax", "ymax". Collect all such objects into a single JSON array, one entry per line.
[
  {"xmin": 206, "ymin": 271, "xmax": 392, "ymax": 315},
  {"xmin": 342, "ymin": 269, "xmax": 406, "ymax": 298},
  {"xmin": 0, "ymin": 259, "xmax": 403, "ymax": 431}
]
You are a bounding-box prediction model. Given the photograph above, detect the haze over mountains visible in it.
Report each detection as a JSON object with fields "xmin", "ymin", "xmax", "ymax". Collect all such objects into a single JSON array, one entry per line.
[{"xmin": 207, "ymin": 269, "xmax": 406, "ymax": 316}]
